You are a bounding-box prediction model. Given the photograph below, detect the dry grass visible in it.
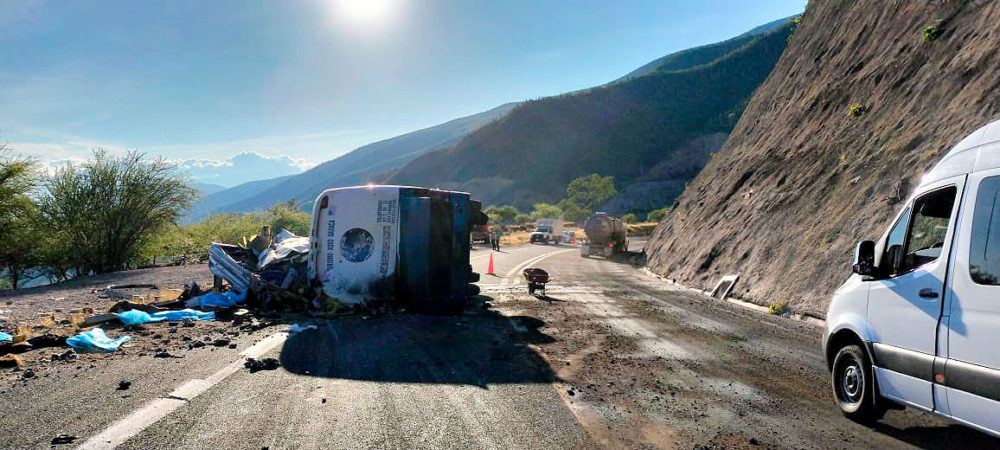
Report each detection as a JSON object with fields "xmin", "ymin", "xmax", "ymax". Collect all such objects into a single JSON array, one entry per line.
[
  {"xmin": 501, "ymin": 231, "xmax": 532, "ymax": 246},
  {"xmin": 12, "ymin": 324, "xmax": 31, "ymax": 343},
  {"xmin": 38, "ymin": 315, "xmax": 56, "ymax": 328},
  {"xmin": 627, "ymin": 222, "xmax": 658, "ymax": 237},
  {"xmin": 69, "ymin": 312, "xmax": 87, "ymax": 329}
]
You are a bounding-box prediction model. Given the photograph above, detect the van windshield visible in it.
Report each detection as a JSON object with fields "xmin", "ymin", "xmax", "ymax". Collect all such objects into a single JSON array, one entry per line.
[{"xmin": 535, "ymin": 226, "xmax": 551, "ymax": 233}]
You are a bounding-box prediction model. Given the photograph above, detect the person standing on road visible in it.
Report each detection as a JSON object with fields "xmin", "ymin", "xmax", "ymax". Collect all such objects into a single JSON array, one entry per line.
[
  {"xmin": 490, "ymin": 228, "xmax": 500, "ymax": 251},
  {"xmin": 494, "ymin": 228, "xmax": 502, "ymax": 251}
]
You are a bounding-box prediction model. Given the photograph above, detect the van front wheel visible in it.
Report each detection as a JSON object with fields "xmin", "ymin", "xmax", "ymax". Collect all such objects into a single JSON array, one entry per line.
[{"xmin": 832, "ymin": 344, "xmax": 886, "ymax": 423}]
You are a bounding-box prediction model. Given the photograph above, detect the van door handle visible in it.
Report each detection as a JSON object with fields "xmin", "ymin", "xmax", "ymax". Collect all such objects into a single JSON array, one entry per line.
[{"xmin": 919, "ymin": 288, "xmax": 939, "ymax": 299}]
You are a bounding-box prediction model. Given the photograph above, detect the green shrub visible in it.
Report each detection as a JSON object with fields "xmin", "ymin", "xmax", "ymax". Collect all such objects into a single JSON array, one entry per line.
[
  {"xmin": 769, "ymin": 302, "xmax": 790, "ymax": 316},
  {"xmin": 621, "ymin": 213, "xmax": 637, "ymax": 223},
  {"xmin": 923, "ymin": 24, "xmax": 942, "ymax": 42},
  {"xmin": 846, "ymin": 103, "xmax": 866, "ymax": 118},
  {"xmin": 646, "ymin": 207, "xmax": 672, "ymax": 223}
]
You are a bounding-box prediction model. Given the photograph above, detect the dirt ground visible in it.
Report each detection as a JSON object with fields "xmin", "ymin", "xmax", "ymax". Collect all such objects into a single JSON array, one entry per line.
[{"xmin": 0, "ymin": 264, "xmax": 286, "ymax": 386}]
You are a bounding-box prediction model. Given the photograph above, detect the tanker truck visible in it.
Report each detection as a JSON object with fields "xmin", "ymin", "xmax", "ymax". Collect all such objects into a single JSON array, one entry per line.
[{"xmin": 580, "ymin": 212, "xmax": 628, "ymax": 258}]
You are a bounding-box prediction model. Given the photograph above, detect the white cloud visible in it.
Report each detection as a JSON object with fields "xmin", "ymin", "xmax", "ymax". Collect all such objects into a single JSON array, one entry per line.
[{"xmin": 176, "ymin": 151, "xmax": 316, "ymax": 187}]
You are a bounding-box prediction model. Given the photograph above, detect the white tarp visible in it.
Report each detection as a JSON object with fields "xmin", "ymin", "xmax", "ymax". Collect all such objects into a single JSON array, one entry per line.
[
  {"xmin": 311, "ymin": 186, "xmax": 400, "ymax": 305},
  {"xmin": 256, "ymin": 228, "xmax": 310, "ymax": 270}
]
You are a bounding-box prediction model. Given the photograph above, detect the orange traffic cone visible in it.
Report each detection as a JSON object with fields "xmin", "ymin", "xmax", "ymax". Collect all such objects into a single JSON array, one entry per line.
[{"xmin": 487, "ymin": 252, "xmax": 495, "ymax": 275}]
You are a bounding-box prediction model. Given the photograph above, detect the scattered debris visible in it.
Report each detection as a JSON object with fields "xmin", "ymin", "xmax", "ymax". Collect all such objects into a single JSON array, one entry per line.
[
  {"xmin": 212, "ymin": 338, "xmax": 231, "ymax": 347},
  {"xmin": 154, "ymin": 351, "xmax": 179, "ymax": 358},
  {"xmin": 66, "ymin": 328, "xmax": 131, "ymax": 352},
  {"xmin": 83, "ymin": 313, "xmax": 119, "ymax": 327},
  {"xmin": 117, "ymin": 380, "xmax": 132, "ymax": 390},
  {"xmin": 51, "ymin": 434, "xmax": 76, "ymax": 445},
  {"xmin": 244, "ymin": 357, "xmax": 280, "ymax": 373},
  {"xmin": 21, "ymin": 368, "xmax": 35, "ymax": 379},
  {"xmin": 51, "ymin": 349, "xmax": 77, "ymax": 362},
  {"xmin": 187, "ymin": 290, "xmax": 247, "ymax": 311},
  {"xmin": 118, "ymin": 309, "xmax": 214, "ymax": 325},
  {"xmin": 27, "ymin": 333, "xmax": 67, "ymax": 349},
  {"xmin": 0, "ymin": 354, "xmax": 23, "ymax": 369},
  {"xmin": 286, "ymin": 324, "xmax": 317, "ymax": 334},
  {"xmin": 6, "ymin": 341, "xmax": 33, "ymax": 354},
  {"xmin": 0, "ymin": 332, "xmax": 11, "ymax": 343},
  {"xmin": 710, "ymin": 274, "xmax": 740, "ymax": 300}
]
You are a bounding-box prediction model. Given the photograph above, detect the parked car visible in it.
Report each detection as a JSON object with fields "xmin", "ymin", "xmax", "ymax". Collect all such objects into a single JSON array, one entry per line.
[{"xmin": 823, "ymin": 119, "xmax": 1000, "ymax": 437}]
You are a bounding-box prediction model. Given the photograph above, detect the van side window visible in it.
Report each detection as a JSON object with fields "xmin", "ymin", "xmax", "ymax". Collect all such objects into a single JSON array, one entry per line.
[
  {"xmin": 970, "ymin": 176, "xmax": 1000, "ymax": 285},
  {"xmin": 882, "ymin": 207, "xmax": 910, "ymax": 275},
  {"xmin": 901, "ymin": 186, "xmax": 957, "ymax": 273}
]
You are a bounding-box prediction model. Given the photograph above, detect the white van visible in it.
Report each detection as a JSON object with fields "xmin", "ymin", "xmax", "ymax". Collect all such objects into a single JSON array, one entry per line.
[{"xmin": 824, "ymin": 118, "xmax": 1000, "ymax": 436}]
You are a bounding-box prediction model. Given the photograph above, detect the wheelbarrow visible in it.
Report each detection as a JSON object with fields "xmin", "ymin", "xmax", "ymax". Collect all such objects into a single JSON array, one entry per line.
[{"xmin": 522, "ymin": 267, "xmax": 550, "ymax": 296}]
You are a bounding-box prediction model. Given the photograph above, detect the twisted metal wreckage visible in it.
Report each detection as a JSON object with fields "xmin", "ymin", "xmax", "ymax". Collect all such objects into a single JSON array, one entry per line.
[{"xmin": 209, "ymin": 185, "xmax": 488, "ymax": 315}]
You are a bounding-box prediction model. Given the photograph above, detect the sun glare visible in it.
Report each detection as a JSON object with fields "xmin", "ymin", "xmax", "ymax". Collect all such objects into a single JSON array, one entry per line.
[{"xmin": 336, "ymin": 0, "xmax": 396, "ymax": 24}]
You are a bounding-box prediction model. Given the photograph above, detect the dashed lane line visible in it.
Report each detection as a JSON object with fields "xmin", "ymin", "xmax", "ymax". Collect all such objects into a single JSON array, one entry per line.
[{"xmin": 77, "ymin": 332, "xmax": 289, "ymax": 450}]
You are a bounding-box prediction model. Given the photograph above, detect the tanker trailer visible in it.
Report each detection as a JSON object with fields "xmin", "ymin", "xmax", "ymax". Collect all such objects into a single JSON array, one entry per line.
[{"xmin": 580, "ymin": 212, "xmax": 628, "ymax": 258}]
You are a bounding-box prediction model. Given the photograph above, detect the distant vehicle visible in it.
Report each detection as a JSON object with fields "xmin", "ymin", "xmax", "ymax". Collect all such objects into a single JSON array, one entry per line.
[
  {"xmin": 309, "ymin": 185, "xmax": 486, "ymax": 314},
  {"xmin": 562, "ymin": 230, "xmax": 576, "ymax": 245},
  {"xmin": 824, "ymin": 119, "xmax": 1000, "ymax": 437},
  {"xmin": 530, "ymin": 218, "xmax": 564, "ymax": 244},
  {"xmin": 471, "ymin": 223, "xmax": 490, "ymax": 244},
  {"xmin": 580, "ymin": 213, "xmax": 627, "ymax": 258}
]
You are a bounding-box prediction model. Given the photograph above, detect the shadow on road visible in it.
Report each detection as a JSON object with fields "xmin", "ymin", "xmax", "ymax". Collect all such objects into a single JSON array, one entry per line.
[
  {"xmin": 871, "ymin": 421, "xmax": 998, "ymax": 448},
  {"xmin": 279, "ymin": 298, "xmax": 558, "ymax": 388}
]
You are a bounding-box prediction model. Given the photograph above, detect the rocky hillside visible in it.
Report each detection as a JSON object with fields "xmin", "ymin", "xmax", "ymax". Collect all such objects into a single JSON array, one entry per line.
[
  {"xmin": 645, "ymin": 0, "xmax": 1000, "ymax": 317},
  {"xmin": 387, "ymin": 21, "xmax": 794, "ymax": 212}
]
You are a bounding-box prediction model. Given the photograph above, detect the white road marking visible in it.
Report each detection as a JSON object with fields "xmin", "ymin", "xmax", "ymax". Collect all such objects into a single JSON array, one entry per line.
[
  {"xmin": 501, "ymin": 248, "xmax": 577, "ymax": 284},
  {"xmin": 77, "ymin": 332, "xmax": 289, "ymax": 450}
]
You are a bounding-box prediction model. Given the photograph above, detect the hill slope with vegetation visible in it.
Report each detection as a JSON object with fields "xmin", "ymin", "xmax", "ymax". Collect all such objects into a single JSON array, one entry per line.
[
  {"xmin": 387, "ymin": 21, "xmax": 794, "ymax": 213},
  {"xmin": 645, "ymin": 0, "xmax": 1000, "ymax": 317}
]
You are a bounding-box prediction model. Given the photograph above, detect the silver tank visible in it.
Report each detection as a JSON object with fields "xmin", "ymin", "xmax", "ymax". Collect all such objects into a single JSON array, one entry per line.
[{"xmin": 583, "ymin": 213, "xmax": 626, "ymax": 244}]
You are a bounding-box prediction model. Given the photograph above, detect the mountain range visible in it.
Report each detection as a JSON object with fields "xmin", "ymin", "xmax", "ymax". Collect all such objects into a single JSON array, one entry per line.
[{"xmin": 188, "ymin": 16, "xmax": 795, "ymax": 220}]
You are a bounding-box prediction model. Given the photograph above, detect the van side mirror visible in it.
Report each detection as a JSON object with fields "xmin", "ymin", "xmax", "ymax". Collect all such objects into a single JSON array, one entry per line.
[{"xmin": 852, "ymin": 240, "xmax": 876, "ymax": 276}]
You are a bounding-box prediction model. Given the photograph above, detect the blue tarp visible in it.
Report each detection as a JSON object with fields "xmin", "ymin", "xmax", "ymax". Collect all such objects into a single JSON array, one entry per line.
[
  {"xmin": 193, "ymin": 290, "xmax": 246, "ymax": 310},
  {"xmin": 117, "ymin": 309, "xmax": 216, "ymax": 325},
  {"xmin": 118, "ymin": 310, "xmax": 167, "ymax": 325},
  {"xmin": 0, "ymin": 332, "xmax": 12, "ymax": 342},
  {"xmin": 66, "ymin": 328, "xmax": 131, "ymax": 352},
  {"xmin": 154, "ymin": 309, "xmax": 215, "ymax": 322}
]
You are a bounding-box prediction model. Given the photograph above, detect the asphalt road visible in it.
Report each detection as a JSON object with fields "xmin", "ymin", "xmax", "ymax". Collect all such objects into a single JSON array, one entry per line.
[{"xmin": 1, "ymin": 241, "xmax": 998, "ymax": 449}]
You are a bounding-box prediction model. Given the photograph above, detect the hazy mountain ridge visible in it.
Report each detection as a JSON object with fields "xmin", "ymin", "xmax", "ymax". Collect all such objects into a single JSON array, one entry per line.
[
  {"xmin": 645, "ymin": 0, "xmax": 1000, "ymax": 317},
  {"xmin": 185, "ymin": 103, "xmax": 518, "ymax": 220}
]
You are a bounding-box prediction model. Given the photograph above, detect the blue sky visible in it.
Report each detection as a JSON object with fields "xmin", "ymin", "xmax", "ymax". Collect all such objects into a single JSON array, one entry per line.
[{"xmin": 0, "ymin": 0, "xmax": 804, "ymax": 187}]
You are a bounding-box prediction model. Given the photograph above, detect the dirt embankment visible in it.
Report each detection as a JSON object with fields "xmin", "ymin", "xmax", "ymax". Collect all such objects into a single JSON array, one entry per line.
[{"xmin": 646, "ymin": 0, "xmax": 1000, "ymax": 317}]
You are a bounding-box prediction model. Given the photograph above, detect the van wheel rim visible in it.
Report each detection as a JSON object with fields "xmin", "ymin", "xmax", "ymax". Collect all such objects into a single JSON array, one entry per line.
[{"xmin": 841, "ymin": 361, "xmax": 863, "ymax": 403}]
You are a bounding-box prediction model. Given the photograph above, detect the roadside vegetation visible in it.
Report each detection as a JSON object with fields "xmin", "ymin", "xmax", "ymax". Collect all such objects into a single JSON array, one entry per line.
[
  {"xmin": 0, "ymin": 149, "xmax": 310, "ymax": 290},
  {"xmin": 488, "ymin": 174, "xmax": 673, "ymax": 226}
]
